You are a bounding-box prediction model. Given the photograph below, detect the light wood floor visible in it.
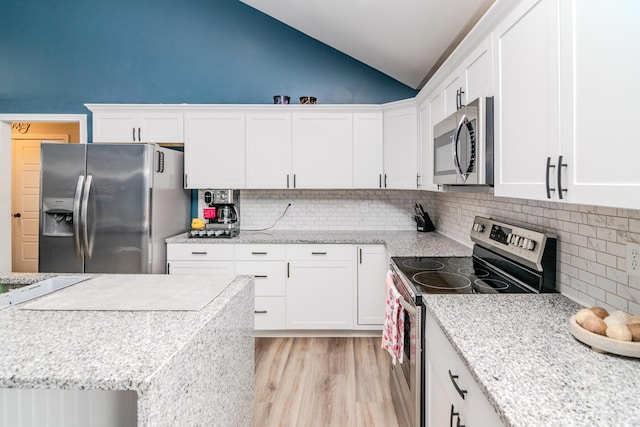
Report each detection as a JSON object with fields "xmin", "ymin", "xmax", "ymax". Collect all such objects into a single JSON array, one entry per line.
[{"xmin": 254, "ymin": 337, "xmax": 400, "ymax": 427}]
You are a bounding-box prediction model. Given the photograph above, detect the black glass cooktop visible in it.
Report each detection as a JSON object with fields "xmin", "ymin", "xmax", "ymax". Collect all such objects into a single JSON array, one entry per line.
[{"xmin": 391, "ymin": 256, "xmax": 536, "ymax": 295}]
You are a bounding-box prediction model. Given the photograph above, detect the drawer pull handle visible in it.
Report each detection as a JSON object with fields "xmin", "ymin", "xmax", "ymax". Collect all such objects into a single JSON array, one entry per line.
[
  {"xmin": 251, "ymin": 252, "xmax": 268, "ymax": 255},
  {"xmin": 255, "ymin": 310, "xmax": 268, "ymax": 314},
  {"xmin": 255, "ymin": 275, "xmax": 268, "ymax": 279},
  {"xmin": 448, "ymin": 370, "xmax": 467, "ymax": 400},
  {"xmin": 191, "ymin": 251, "xmax": 207, "ymax": 255},
  {"xmin": 450, "ymin": 405, "xmax": 465, "ymax": 427},
  {"xmin": 311, "ymin": 252, "xmax": 327, "ymax": 255}
]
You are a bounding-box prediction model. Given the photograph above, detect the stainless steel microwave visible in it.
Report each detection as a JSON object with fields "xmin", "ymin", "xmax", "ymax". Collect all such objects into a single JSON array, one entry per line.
[{"xmin": 433, "ymin": 96, "xmax": 494, "ymax": 186}]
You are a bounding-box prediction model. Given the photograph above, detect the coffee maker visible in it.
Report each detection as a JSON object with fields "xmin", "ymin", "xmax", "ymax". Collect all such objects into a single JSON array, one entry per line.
[{"xmin": 200, "ymin": 189, "xmax": 240, "ymax": 238}]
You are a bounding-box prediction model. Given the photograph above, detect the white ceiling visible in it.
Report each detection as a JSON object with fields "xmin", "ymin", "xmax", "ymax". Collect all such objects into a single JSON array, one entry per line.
[{"xmin": 239, "ymin": 0, "xmax": 495, "ymax": 89}]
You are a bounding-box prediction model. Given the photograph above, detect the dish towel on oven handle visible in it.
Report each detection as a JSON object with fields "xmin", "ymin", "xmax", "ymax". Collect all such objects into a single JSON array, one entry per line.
[{"xmin": 382, "ymin": 270, "xmax": 405, "ymax": 365}]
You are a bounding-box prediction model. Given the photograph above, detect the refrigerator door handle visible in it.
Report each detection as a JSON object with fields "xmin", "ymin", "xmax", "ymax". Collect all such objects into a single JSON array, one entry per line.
[
  {"xmin": 73, "ymin": 175, "xmax": 85, "ymax": 260},
  {"xmin": 81, "ymin": 175, "xmax": 94, "ymax": 260}
]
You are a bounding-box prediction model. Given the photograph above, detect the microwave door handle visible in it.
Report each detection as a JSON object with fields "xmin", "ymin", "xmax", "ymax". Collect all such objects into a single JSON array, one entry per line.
[
  {"xmin": 73, "ymin": 175, "xmax": 85, "ymax": 260},
  {"xmin": 453, "ymin": 115, "xmax": 467, "ymax": 181}
]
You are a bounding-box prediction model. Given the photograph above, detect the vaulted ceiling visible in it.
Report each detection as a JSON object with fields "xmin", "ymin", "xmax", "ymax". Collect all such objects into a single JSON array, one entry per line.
[{"xmin": 239, "ymin": 0, "xmax": 495, "ymax": 89}]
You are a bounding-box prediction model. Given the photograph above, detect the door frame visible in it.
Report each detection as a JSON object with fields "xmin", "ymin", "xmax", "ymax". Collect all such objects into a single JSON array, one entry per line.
[{"xmin": 0, "ymin": 114, "xmax": 88, "ymax": 274}]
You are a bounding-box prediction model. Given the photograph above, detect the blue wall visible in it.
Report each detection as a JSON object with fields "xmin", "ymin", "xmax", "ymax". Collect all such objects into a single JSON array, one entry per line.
[{"xmin": 0, "ymin": 0, "xmax": 417, "ymax": 114}]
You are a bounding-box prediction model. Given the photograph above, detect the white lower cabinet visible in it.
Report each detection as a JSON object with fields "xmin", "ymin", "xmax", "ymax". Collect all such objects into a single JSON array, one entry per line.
[
  {"xmin": 356, "ymin": 245, "xmax": 387, "ymax": 327},
  {"xmin": 235, "ymin": 244, "xmax": 287, "ymax": 330},
  {"xmin": 253, "ymin": 297, "xmax": 286, "ymax": 330},
  {"xmin": 166, "ymin": 243, "xmax": 234, "ymax": 275},
  {"xmin": 167, "ymin": 242, "xmax": 384, "ymax": 331},
  {"xmin": 167, "ymin": 260, "xmax": 234, "ymax": 275},
  {"xmin": 286, "ymin": 245, "xmax": 355, "ymax": 330},
  {"xmin": 426, "ymin": 309, "xmax": 504, "ymax": 427}
]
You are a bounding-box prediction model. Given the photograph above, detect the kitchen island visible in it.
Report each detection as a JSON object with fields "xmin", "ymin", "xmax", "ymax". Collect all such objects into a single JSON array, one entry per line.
[
  {"xmin": 0, "ymin": 274, "xmax": 254, "ymax": 426},
  {"xmin": 425, "ymin": 294, "xmax": 640, "ymax": 426}
]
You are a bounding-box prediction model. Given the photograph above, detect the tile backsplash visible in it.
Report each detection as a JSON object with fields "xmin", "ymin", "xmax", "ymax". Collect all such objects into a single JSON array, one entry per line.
[
  {"xmin": 196, "ymin": 188, "xmax": 639, "ymax": 315},
  {"xmin": 198, "ymin": 189, "xmax": 434, "ymax": 231},
  {"xmin": 433, "ymin": 191, "xmax": 640, "ymax": 315}
]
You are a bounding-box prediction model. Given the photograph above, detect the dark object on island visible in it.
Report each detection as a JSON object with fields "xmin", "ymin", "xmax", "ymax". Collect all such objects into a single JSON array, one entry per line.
[
  {"xmin": 273, "ymin": 95, "xmax": 290, "ymax": 104},
  {"xmin": 299, "ymin": 96, "xmax": 317, "ymax": 104},
  {"xmin": 413, "ymin": 203, "xmax": 435, "ymax": 232}
]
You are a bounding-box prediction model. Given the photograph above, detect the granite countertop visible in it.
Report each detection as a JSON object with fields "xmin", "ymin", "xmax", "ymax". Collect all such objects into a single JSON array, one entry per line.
[
  {"xmin": 424, "ymin": 294, "xmax": 640, "ymax": 427},
  {"xmin": 0, "ymin": 274, "xmax": 254, "ymax": 425},
  {"xmin": 1, "ymin": 230, "xmax": 468, "ymax": 286},
  {"xmin": 166, "ymin": 229, "xmax": 472, "ymax": 258}
]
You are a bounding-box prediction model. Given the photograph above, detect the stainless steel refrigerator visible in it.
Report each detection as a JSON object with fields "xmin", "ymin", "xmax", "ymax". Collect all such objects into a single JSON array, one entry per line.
[{"xmin": 39, "ymin": 143, "xmax": 189, "ymax": 274}]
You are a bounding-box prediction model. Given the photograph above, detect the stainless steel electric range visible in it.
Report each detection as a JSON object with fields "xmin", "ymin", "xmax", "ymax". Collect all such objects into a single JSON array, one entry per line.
[{"xmin": 388, "ymin": 216, "xmax": 557, "ymax": 427}]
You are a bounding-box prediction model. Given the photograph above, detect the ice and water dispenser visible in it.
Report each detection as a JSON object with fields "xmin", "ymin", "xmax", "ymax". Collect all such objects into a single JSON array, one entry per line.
[{"xmin": 41, "ymin": 197, "xmax": 75, "ymax": 236}]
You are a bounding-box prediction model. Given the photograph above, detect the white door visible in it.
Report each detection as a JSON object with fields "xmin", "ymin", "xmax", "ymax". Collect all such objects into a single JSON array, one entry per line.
[
  {"xmin": 245, "ymin": 113, "xmax": 292, "ymax": 189},
  {"xmin": 137, "ymin": 112, "xmax": 184, "ymax": 143},
  {"xmin": 291, "ymin": 113, "xmax": 353, "ymax": 189},
  {"xmin": 383, "ymin": 106, "xmax": 418, "ymax": 189},
  {"xmin": 560, "ymin": 0, "xmax": 640, "ymax": 209},
  {"xmin": 419, "ymin": 92, "xmax": 443, "ymax": 192},
  {"xmin": 463, "ymin": 35, "xmax": 494, "ymax": 102},
  {"xmin": 184, "ymin": 112, "xmax": 245, "ymax": 189},
  {"xmin": 92, "ymin": 111, "xmax": 138, "ymax": 142},
  {"xmin": 11, "ymin": 137, "xmax": 67, "ymax": 272},
  {"xmin": 356, "ymin": 245, "xmax": 387, "ymax": 326},
  {"xmin": 353, "ymin": 113, "xmax": 383, "ymax": 189},
  {"xmin": 493, "ymin": 0, "xmax": 560, "ymax": 201},
  {"xmin": 286, "ymin": 260, "xmax": 354, "ymax": 329},
  {"xmin": 443, "ymin": 66, "xmax": 464, "ymax": 117}
]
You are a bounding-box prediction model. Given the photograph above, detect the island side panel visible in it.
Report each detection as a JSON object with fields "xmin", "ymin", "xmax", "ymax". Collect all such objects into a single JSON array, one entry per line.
[{"xmin": 137, "ymin": 276, "xmax": 255, "ymax": 426}]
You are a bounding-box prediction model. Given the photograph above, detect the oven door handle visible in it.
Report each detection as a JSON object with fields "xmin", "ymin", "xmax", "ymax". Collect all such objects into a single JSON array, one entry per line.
[{"xmin": 398, "ymin": 297, "xmax": 417, "ymax": 316}]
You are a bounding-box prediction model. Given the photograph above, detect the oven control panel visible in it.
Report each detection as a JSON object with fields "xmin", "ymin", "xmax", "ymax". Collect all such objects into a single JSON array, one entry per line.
[{"xmin": 470, "ymin": 216, "xmax": 553, "ymax": 271}]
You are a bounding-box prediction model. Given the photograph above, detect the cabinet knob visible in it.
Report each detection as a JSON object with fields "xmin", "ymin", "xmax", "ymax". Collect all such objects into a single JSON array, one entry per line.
[{"xmin": 13, "ymin": 212, "xmax": 21, "ymax": 218}]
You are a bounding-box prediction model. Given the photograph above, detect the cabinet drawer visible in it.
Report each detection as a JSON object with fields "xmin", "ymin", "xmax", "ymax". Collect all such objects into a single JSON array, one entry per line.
[
  {"xmin": 167, "ymin": 260, "xmax": 234, "ymax": 275},
  {"xmin": 235, "ymin": 261, "xmax": 286, "ymax": 296},
  {"xmin": 286, "ymin": 244, "xmax": 354, "ymax": 261},
  {"xmin": 235, "ymin": 244, "xmax": 286, "ymax": 261},
  {"xmin": 255, "ymin": 297, "xmax": 286, "ymax": 330},
  {"xmin": 167, "ymin": 243, "xmax": 234, "ymax": 261}
]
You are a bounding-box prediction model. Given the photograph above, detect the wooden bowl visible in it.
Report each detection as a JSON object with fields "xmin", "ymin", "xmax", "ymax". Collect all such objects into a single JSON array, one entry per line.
[{"xmin": 569, "ymin": 316, "xmax": 640, "ymax": 358}]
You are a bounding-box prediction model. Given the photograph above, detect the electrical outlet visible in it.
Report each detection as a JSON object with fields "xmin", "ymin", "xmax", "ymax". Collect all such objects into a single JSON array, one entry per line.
[{"xmin": 627, "ymin": 243, "xmax": 640, "ymax": 278}]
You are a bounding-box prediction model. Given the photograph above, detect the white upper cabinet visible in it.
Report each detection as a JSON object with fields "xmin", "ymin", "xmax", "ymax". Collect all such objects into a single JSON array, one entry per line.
[
  {"xmin": 183, "ymin": 112, "xmax": 245, "ymax": 189},
  {"xmin": 493, "ymin": 0, "xmax": 561, "ymax": 201},
  {"xmin": 353, "ymin": 112, "xmax": 384, "ymax": 189},
  {"xmin": 291, "ymin": 112, "xmax": 353, "ymax": 189},
  {"xmin": 88, "ymin": 107, "xmax": 184, "ymax": 143},
  {"xmin": 418, "ymin": 90, "xmax": 444, "ymax": 192},
  {"xmin": 442, "ymin": 35, "xmax": 494, "ymax": 118},
  {"xmin": 556, "ymin": 0, "xmax": 640, "ymax": 209},
  {"xmin": 443, "ymin": 66, "xmax": 464, "ymax": 117},
  {"xmin": 245, "ymin": 113, "xmax": 292, "ymax": 189},
  {"xmin": 383, "ymin": 103, "xmax": 419, "ymax": 190},
  {"xmin": 464, "ymin": 35, "xmax": 494, "ymax": 103},
  {"xmin": 493, "ymin": 0, "xmax": 640, "ymax": 209}
]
